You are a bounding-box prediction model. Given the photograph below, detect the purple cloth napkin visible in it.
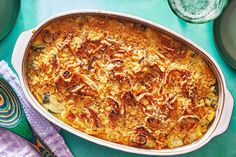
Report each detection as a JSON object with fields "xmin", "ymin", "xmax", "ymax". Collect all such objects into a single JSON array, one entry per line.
[
  {"xmin": 0, "ymin": 60, "xmax": 74, "ymax": 157},
  {"xmin": 0, "ymin": 128, "xmax": 39, "ymax": 157}
]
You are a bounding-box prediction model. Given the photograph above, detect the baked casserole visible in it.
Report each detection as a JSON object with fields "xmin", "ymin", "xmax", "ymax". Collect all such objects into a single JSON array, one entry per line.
[{"xmin": 26, "ymin": 15, "xmax": 218, "ymax": 149}]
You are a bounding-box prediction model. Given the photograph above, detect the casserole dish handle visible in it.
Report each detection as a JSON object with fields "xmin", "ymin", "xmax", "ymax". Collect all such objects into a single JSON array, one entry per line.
[
  {"xmin": 11, "ymin": 30, "xmax": 32, "ymax": 74},
  {"xmin": 213, "ymin": 88, "xmax": 234, "ymax": 137}
]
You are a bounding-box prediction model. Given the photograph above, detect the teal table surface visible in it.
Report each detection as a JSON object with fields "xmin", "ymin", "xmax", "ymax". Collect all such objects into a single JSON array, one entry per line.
[{"xmin": 0, "ymin": 0, "xmax": 236, "ymax": 157}]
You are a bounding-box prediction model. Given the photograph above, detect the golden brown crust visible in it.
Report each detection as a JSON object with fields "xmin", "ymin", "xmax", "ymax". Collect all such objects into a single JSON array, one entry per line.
[{"xmin": 26, "ymin": 15, "xmax": 218, "ymax": 149}]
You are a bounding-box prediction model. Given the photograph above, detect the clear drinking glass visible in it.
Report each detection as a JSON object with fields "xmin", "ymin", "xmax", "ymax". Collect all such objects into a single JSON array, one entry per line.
[{"xmin": 168, "ymin": 0, "xmax": 228, "ymax": 23}]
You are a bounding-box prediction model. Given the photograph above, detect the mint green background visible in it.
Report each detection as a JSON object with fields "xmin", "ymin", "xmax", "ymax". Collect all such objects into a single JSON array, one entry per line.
[{"xmin": 0, "ymin": 0, "xmax": 235, "ymax": 157}]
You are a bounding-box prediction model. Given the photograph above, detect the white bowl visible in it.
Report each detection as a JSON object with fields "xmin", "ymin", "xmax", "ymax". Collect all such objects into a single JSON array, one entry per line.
[{"xmin": 11, "ymin": 10, "xmax": 234, "ymax": 156}]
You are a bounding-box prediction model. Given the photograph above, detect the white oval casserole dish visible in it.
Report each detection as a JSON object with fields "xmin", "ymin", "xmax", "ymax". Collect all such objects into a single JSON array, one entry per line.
[{"xmin": 11, "ymin": 10, "xmax": 234, "ymax": 156}]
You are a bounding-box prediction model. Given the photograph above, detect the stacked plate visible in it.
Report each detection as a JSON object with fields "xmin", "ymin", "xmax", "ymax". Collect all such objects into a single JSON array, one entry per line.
[
  {"xmin": 0, "ymin": 0, "xmax": 20, "ymax": 40},
  {"xmin": 214, "ymin": 0, "xmax": 236, "ymax": 69}
]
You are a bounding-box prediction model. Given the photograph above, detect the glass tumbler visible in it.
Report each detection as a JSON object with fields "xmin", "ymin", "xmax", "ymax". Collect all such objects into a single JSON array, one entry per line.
[{"xmin": 168, "ymin": 0, "xmax": 228, "ymax": 23}]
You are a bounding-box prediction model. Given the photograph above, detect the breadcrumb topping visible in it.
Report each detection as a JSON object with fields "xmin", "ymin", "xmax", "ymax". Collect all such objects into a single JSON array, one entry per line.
[{"xmin": 26, "ymin": 15, "xmax": 218, "ymax": 149}]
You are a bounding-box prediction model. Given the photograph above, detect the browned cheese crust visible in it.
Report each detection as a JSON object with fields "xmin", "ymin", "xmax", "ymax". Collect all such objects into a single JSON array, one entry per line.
[{"xmin": 26, "ymin": 15, "xmax": 218, "ymax": 149}]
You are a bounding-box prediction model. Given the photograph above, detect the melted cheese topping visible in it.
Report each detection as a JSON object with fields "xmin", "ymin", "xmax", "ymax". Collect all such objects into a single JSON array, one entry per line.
[{"xmin": 26, "ymin": 15, "xmax": 218, "ymax": 149}]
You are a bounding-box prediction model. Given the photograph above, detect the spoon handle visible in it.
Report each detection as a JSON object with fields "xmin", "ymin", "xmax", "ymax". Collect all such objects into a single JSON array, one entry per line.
[
  {"xmin": 0, "ymin": 76, "xmax": 55, "ymax": 157},
  {"xmin": 29, "ymin": 131, "xmax": 56, "ymax": 157}
]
